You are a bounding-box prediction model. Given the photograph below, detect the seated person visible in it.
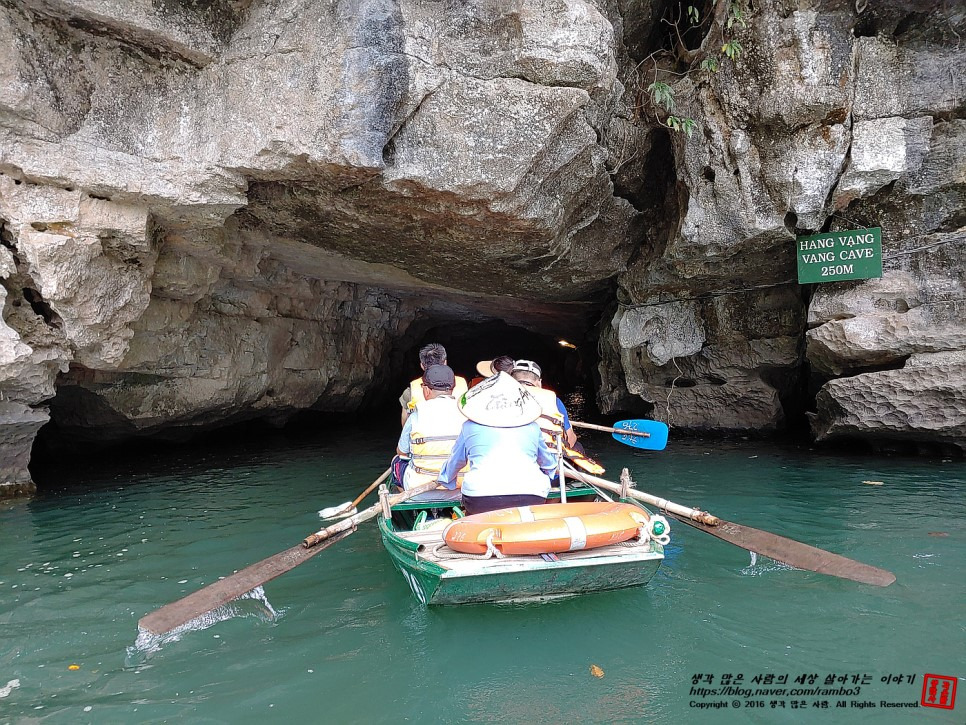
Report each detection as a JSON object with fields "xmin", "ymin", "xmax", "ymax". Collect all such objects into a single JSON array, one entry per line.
[
  {"xmin": 400, "ymin": 343, "xmax": 468, "ymax": 426},
  {"xmin": 437, "ymin": 372, "xmax": 557, "ymax": 515},
  {"xmin": 469, "ymin": 354, "xmax": 515, "ymax": 387},
  {"xmin": 510, "ymin": 359, "xmax": 578, "ymax": 449},
  {"xmin": 395, "ymin": 365, "xmax": 466, "ymax": 490}
]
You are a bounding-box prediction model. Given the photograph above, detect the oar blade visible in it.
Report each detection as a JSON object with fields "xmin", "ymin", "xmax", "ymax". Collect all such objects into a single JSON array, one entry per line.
[
  {"xmin": 612, "ymin": 419, "xmax": 669, "ymax": 451},
  {"xmin": 319, "ymin": 504, "xmax": 358, "ymax": 520},
  {"xmin": 668, "ymin": 514, "xmax": 896, "ymax": 587},
  {"xmin": 138, "ymin": 529, "xmax": 354, "ymax": 636}
]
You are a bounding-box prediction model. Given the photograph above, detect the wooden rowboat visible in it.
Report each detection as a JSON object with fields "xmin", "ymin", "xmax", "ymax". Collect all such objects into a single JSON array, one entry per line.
[{"xmin": 377, "ymin": 481, "xmax": 666, "ymax": 605}]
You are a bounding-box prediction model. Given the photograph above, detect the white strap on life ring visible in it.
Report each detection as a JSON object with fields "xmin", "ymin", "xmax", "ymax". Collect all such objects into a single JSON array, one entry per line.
[
  {"xmin": 516, "ymin": 506, "xmax": 536, "ymax": 523},
  {"xmin": 562, "ymin": 516, "xmax": 588, "ymax": 551}
]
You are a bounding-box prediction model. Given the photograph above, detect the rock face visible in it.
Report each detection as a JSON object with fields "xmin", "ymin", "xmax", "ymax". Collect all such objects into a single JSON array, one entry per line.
[
  {"xmin": 599, "ymin": 1, "xmax": 966, "ymax": 445},
  {"xmin": 813, "ymin": 351, "xmax": 966, "ymax": 454},
  {"xmin": 804, "ymin": 20, "xmax": 966, "ymax": 453},
  {"xmin": 0, "ymin": 0, "xmax": 637, "ymax": 493},
  {"xmin": 1, "ymin": 0, "xmax": 964, "ymax": 494}
]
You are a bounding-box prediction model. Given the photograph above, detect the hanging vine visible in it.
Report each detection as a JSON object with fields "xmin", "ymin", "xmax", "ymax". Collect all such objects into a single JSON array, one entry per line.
[{"xmin": 634, "ymin": 0, "xmax": 751, "ymax": 137}]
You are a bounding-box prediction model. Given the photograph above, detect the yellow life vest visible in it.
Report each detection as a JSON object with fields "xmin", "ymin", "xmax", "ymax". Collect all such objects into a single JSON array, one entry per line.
[
  {"xmin": 408, "ymin": 375, "xmax": 469, "ymax": 411},
  {"xmin": 407, "ymin": 397, "xmax": 467, "ymax": 487},
  {"xmin": 522, "ymin": 386, "xmax": 606, "ymax": 475},
  {"xmin": 526, "ymin": 385, "xmax": 565, "ymax": 448}
]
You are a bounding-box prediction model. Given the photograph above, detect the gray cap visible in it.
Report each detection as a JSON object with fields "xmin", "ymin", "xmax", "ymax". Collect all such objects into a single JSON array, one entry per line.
[{"xmin": 422, "ymin": 364, "xmax": 456, "ymax": 390}]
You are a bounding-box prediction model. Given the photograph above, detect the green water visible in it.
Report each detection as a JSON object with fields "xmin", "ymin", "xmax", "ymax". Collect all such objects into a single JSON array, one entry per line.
[{"xmin": 1, "ymin": 425, "xmax": 963, "ymax": 724}]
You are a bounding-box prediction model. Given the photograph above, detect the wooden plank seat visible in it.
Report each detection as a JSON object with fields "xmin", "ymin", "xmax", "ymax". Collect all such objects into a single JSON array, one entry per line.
[{"xmin": 390, "ymin": 483, "xmax": 601, "ymax": 511}]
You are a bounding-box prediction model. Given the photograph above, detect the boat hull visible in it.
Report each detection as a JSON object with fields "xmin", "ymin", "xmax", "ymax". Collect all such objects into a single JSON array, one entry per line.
[{"xmin": 379, "ymin": 515, "xmax": 664, "ymax": 605}]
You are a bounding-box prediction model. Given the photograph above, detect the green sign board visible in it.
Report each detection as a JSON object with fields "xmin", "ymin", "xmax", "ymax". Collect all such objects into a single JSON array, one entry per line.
[{"xmin": 796, "ymin": 227, "xmax": 882, "ymax": 284}]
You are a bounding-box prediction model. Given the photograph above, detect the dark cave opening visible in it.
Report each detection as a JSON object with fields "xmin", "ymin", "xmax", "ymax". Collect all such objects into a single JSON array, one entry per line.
[
  {"xmin": 30, "ymin": 315, "xmax": 602, "ymax": 483},
  {"xmin": 377, "ymin": 319, "xmax": 591, "ymax": 415}
]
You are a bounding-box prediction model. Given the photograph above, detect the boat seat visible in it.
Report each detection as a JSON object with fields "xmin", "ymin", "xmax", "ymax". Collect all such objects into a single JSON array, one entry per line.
[
  {"xmin": 391, "ymin": 487, "xmax": 462, "ymax": 511},
  {"xmin": 393, "ymin": 483, "xmax": 600, "ymax": 511}
]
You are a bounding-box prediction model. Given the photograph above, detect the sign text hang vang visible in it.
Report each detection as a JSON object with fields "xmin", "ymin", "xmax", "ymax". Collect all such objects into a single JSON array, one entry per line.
[{"xmin": 796, "ymin": 228, "xmax": 883, "ymax": 284}]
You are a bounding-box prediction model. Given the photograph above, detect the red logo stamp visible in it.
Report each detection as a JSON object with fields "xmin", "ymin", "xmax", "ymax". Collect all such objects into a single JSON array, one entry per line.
[{"xmin": 921, "ymin": 673, "xmax": 957, "ymax": 710}]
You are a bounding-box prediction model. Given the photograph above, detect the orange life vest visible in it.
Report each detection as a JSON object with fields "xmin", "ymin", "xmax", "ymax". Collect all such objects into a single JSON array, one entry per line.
[{"xmin": 408, "ymin": 375, "xmax": 469, "ymax": 411}]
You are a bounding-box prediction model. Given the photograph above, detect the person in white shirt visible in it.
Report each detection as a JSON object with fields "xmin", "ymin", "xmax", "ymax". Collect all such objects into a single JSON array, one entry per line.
[
  {"xmin": 438, "ymin": 372, "xmax": 558, "ymax": 515},
  {"xmin": 396, "ymin": 365, "xmax": 466, "ymax": 490}
]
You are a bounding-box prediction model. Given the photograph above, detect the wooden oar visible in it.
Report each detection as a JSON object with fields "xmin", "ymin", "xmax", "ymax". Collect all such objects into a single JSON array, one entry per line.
[
  {"xmin": 564, "ymin": 467, "xmax": 896, "ymax": 587},
  {"xmin": 138, "ymin": 479, "xmax": 439, "ymax": 636},
  {"xmin": 319, "ymin": 467, "xmax": 391, "ymax": 519},
  {"xmin": 556, "ymin": 433, "xmax": 567, "ymax": 503}
]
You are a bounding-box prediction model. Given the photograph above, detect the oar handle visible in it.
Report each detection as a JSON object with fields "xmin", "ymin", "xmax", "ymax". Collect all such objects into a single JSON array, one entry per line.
[
  {"xmin": 572, "ymin": 421, "xmax": 650, "ymax": 438},
  {"xmin": 565, "ymin": 467, "xmax": 719, "ymax": 526},
  {"xmin": 350, "ymin": 468, "xmax": 392, "ymax": 508},
  {"xmin": 556, "ymin": 432, "xmax": 567, "ymax": 503},
  {"xmin": 302, "ymin": 480, "xmax": 441, "ymax": 548},
  {"xmin": 302, "ymin": 517, "xmax": 358, "ymax": 548}
]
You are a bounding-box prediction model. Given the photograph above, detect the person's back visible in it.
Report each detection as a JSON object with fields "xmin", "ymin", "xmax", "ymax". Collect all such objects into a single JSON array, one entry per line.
[
  {"xmin": 452, "ymin": 420, "xmax": 552, "ymax": 499},
  {"xmin": 510, "ymin": 359, "xmax": 576, "ymax": 448},
  {"xmin": 404, "ymin": 395, "xmax": 466, "ymax": 489},
  {"xmin": 397, "ymin": 365, "xmax": 465, "ymax": 489},
  {"xmin": 400, "ymin": 342, "xmax": 468, "ymax": 425},
  {"xmin": 437, "ymin": 372, "xmax": 557, "ymax": 515}
]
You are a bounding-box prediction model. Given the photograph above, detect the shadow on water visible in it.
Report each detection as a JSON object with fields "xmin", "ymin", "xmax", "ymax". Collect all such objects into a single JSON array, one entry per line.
[{"xmin": 29, "ymin": 411, "xmax": 404, "ymax": 493}]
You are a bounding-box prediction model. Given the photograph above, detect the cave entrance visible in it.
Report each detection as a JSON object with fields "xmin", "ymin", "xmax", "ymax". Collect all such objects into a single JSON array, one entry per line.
[{"xmin": 379, "ymin": 319, "xmax": 594, "ymax": 419}]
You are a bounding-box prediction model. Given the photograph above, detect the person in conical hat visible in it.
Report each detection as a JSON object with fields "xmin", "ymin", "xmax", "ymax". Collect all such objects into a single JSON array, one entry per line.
[
  {"xmin": 437, "ymin": 372, "xmax": 559, "ymax": 515},
  {"xmin": 469, "ymin": 355, "xmax": 515, "ymax": 387}
]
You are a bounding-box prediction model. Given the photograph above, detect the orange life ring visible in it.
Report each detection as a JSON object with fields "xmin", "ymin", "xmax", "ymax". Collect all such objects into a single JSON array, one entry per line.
[{"xmin": 442, "ymin": 502, "xmax": 650, "ymax": 556}]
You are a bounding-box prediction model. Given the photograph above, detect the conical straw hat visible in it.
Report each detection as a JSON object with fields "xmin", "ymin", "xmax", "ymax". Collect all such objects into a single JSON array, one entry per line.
[
  {"xmin": 459, "ymin": 372, "xmax": 542, "ymax": 427},
  {"xmin": 475, "ymin": 359, "xmax": 495, "ymax": 377}
]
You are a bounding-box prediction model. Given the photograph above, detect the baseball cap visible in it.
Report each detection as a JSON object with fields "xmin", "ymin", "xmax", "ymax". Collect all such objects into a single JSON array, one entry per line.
[
  {"xmin": 422, "ymin": 364, "xmax": 456, "ymax": 391},
  {"xmin": 511, "ymin": 359, "xmax": 542, "ymax": 377}
]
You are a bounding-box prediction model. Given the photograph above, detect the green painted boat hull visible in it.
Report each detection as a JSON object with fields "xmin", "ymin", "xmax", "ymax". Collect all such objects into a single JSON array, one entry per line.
[{"xmin": 378, "ymin": 515, "xmax": 664, "ymax": 606}]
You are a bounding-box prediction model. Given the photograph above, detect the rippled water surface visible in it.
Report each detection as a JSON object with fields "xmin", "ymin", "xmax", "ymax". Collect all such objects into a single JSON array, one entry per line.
[{"xmin": 1, "ymin": 425, "xmax": 963, "ymax": 723}]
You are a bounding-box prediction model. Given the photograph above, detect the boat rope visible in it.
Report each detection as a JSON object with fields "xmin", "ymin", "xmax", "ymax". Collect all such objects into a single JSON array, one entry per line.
[
  {"xmin": 642, "ymin": 515, "xmax": 671, "ymax": 545},
  {"xmin": 422, "ymin": 532, "xmax": 507, "ymax": 561},
  {"xmin": 615, "ymin": 518, "xmax": 670, "ymax": 548},
  {"xmin": 613, "ymin": 527, "xmax": 655, "ymax": 548}
]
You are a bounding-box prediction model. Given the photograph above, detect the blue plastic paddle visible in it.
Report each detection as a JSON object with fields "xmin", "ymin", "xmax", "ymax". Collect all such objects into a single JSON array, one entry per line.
[{"xmin": 572, "ymin": 420, "xmax": 668, "ymax": 451}]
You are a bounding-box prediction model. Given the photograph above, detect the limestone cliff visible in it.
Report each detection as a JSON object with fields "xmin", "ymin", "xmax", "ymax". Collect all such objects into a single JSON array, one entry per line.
[
  {"xmin": 597, "ymin": 0, "xmax": 966, "ymax": 449},
  {"xmin": 0, "ymin": 0, "xmax": 963, "ymax": 495}
]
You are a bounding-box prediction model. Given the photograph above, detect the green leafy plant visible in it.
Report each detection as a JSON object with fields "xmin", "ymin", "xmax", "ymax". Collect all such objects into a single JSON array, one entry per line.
[
  {"xmin": 647, "ymin": 81, "xmax": 675, "ymax": 112},
  {"xmin": 722, "ymin": 40, "xmax": 742, "ymax": 61},
  {"xmin": 632, "ymin": 1, "xmax": 752, "ymax": 138},
  {"xmin": 726, "ymin": 1, "xmax": 747, "ymax": 29},
  {"xmin": 666, "ymin": 116, "xmax": 697, "ymax": 137}
]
